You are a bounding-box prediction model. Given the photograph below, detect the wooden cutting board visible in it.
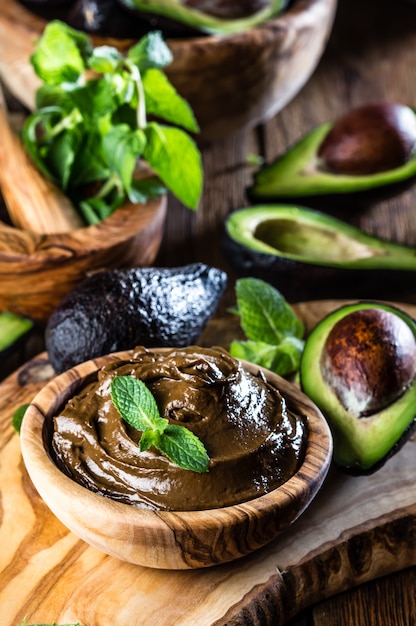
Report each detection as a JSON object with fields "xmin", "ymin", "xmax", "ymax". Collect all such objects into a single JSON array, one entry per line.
[{"xmin": 1, "ymin": 300, "xmax": 416, "ymax": 626}]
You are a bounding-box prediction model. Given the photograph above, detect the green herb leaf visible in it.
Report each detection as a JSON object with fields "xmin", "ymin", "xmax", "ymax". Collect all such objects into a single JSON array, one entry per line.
[
  {"xmin": 88, "ymin": 45, "xmax": 124, "ymax": 74},
  {"xmin": 110, "ymin": 375, "xmax": 210, "ymax": 472},
  {"xmin": 101, "ymin": 125, "xmax": 147, "ymax": 192},
  {"xmin": 30, "ymin": 20, "xmax": 91, "ymax": 85},
  {"xmin": 110, "ymin": 376, "xmax": 167, "ymax": 433},
  {"xmin": 143, "ymin": 123, "xmax": 203, "ymax": 209},
  {"xmin": 127, "ymin": 30, "xmax": 173, "ymax": 70},
  {"xmin": 160, "ymin": 424, "xmax": 209, "ymax": 473},
  {"xmin": 24, "ymin": 22, "xmax": 202, "ymax": 219},
  {"xmin": 230, "ymin": 278, "xmax": 305, "ymax": 377},
  {"xmin": 230, "ymin": 336, "xmax": 304, "ymax": 377},
  {"xmin": 235, "ymin": 278, "xmax": 304, "ymax": 344},
  {"xmin": 142, "ymin": 69, "xmax": 199, "ymax": 133}
]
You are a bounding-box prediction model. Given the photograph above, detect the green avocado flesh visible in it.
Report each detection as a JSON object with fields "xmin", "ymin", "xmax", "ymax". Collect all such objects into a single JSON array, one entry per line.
[
  {"xmin": 119, "ymin": 0, "xmax": 288, "ymax": 34},
  {"xmin": 249, "ymin": 122, "xmax": 416, "ymax": 200},
  {"xmin": 225, "ymin": 205, "xmax": 416, "ymax": 270},
  {"xmin": 300, "ymin": 302, "xmax": 416, "ymax": 472},
  {"xmin": 0, "ymin": 312, "xmax": 33, "ymax": 352}
]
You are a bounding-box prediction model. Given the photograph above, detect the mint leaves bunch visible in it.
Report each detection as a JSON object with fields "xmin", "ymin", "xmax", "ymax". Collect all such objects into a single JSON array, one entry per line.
[
  {"xmin": 110, "ymin": 375, "xmax": 210, "ymax": 473},
  {"xmin": 230, "ymin": 278, "xmax": 305, "ymax": 377},
  {"xmin": 22, "ymin": 21, "xmax": 202, "ymax": 224}
]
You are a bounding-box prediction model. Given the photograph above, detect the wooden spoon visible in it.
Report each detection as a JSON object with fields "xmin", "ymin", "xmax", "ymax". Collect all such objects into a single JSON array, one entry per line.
[{"xmin": 0, "ymin": 83, "xmax": 84, "ymax": 233}]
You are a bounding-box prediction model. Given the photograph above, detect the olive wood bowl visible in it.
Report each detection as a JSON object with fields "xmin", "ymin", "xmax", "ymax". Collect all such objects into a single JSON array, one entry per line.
[
  {"xmin": 0, "ymin": 196, "xmax": 167, "ymax": 322},
  {"xmin": 0, "ymin": 0, "xmax": 337, "ymax": 141},
  {"xmin": 20, "ymin": 349, "xmax": 333, "ymax": 570}
]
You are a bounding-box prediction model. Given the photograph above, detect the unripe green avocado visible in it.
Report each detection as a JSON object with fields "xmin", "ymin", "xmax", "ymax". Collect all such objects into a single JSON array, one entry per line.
[{"xmin": 300, "ymin": 302, "xmax": 416, "ymax": 473}]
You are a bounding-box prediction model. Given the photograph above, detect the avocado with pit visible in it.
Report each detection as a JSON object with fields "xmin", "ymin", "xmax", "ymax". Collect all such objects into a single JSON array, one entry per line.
[
  {"xmin": 300, "ymin": 302, "xmax": 416, "ymax": 472},
  {"xmin": 223, "ymin": 205, "xmax": 416, "ymax": 300},
  {"xmin": 117, "ymin": 0, "xmax": 288, "ymax": 34},
  {"xmin": 46, "ymin": 262, "xmax": 227, "ymax": 374},
  {"xmin": 248, "ymin": 103, "xmax": 416, "ymax": 203}
]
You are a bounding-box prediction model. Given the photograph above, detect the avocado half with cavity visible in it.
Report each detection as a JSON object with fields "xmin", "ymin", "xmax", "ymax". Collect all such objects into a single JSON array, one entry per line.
[
  {"xmin": 300, "ymin": 302, "xmax": 416, "ymax": 472},
  {"xmin": 248, "ymin": 103, "xmax": 416, "ymax": 203},
  {"xmin": 223, "ymin": 205, "xmax": 416, "ymax": 300},
  {"xmin": 117, "ymin": 0, "xmax": 288, "ymax": 34}
]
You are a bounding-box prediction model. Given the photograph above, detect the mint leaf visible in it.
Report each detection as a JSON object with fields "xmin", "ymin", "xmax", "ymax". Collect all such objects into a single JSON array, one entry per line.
[
  {"xmin": 129, "ymin": 178, "xmax": 166, "ymax": 204},
  {"xmin": 143, "ymin": 69, "xmax": 199, "ymax": 133},
  {"xmin": 110, "ymin": 376, "xmax": 167, "ymax": 433},
  {"xmin": 235, "ymin": 278, "xmax": 304, "ymax": 344},
  {"xmin": 110, "ymin": 375, "xmax": 210, "ymax": 472},
  {"xmin": 24, "ymin": 22, "xmax": 202, "ymax": 220},
  {"xmin": 101, "ymin": 125, "xmax": 147, "ymax": 192},
  {"xmin": 230, "ymin": 278, "xmax": 305, "ymax": 378},
  {"xmin": 143, "ymin": 123, "xmax": 203, "ymax": 209},
  {"xmin": 88, "ymin": 45, "xmax": 124, "ymax": 74},
  {"xmin": 139, "ymin": 429, "xmax": 160, "ymax": 452},
  {"xmin": 159, "ymin": 425, "xmax": 209, "ymax": 473},
  {"xmin": 128, "ymin": 30, "xmax": 173, "ymax": 70},
  {"xmin": 230, "ymin": 337, "xmax": 304, "ymax": 377},
  {"xmin": 30, "ymin": 20, "xmax": 91, "ymax": 85}
]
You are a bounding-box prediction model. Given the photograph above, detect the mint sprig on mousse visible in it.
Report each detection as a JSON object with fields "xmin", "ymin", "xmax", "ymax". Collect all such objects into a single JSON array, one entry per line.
[
  {"xmin": 110, "ymin": 375, "xmax": 210, "ymax": 473},
  {"xmin": 22, "ymin": 22, "xmax": 202, "ymax": 223}
]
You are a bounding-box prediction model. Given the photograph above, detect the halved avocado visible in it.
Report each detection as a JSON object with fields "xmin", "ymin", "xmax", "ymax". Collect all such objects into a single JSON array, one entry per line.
[
  {"xmin": 300, "ymin": 302, "xmax": 416, "ymax": 472},
  {"xmin": 248, "ymin": 103, "xmax": 416, "ymax": 204},
  {"xmin": 117, "ymin": 0, "xmax": 288, "ymax": 34},
  {"xmin": 0, "ymin": 311, "xmax": 33, "ymax": 354},
  {"xmin": 223, "ymin": 205, "xmax": 416, "ymax": 300}
]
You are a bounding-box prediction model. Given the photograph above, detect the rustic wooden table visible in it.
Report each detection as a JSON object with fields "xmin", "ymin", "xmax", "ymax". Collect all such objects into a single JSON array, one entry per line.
[
  {"xmin": 155, "ymin": 0, "xmax": 416, "ymax": 622},
  {"xmin": 1, "ymin": 0, "xmax": 416, "ymax": 623}
]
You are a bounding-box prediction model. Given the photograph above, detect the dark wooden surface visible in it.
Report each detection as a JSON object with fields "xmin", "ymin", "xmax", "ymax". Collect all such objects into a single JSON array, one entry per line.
[
  {"xmin": 2, "ymin": 0, "xmax": 416, "ymax": 623},
  {"xmin": 155, "ymin": 0, "xmax": 416, "ymax": 623}
]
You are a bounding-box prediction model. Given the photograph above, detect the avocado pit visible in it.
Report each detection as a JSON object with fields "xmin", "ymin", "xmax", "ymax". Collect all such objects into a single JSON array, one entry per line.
[
  {"xmin": 318, "ymin": 103, "xmax": 416, "ymax": 176},
  {"xmin": 321, "ymin": 308, "xmax": 416, "ymax": 416}
]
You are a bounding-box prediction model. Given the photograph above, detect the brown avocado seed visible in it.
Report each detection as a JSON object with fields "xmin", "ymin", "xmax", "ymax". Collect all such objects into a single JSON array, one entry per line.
[
  {"xmin": 317, "ymin": 103, "xmax": 416, "ymax": 176},
  {"xmin": 320, "ymin": 308, "xmax": 416, "ymax": 416}
]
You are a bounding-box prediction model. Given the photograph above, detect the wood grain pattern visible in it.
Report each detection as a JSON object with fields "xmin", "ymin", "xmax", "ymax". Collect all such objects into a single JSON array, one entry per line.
[
  {"xmin": 0, "ymin": 301, "xmax": 416, "ymax": 625},
  {"xmin": 0, "ymin": 195, "xmax": 167, "ymax": 321},
  {"xmin": 0, "ymin": 83, "xmax": 84, "ymax": 233},
  {"xmin": 20, "ymin": 350, "xmax": 332, "ymax": 570},
  {"xmin": 0, "ymin": 0, "xmax": 337, "ymax": 141}
]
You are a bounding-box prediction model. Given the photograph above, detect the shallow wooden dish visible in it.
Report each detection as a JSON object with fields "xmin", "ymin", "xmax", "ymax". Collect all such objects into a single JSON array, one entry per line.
[
  {"xmin": 0, "ymin": 196, "xmax": 167, "ymax": 322},
  {"xmin": 20, "ymin": 349, "xmax": 332, "ymax": 570},
  {"xmin": 0, "ymin": 0, "xmax": 337, "ymax": 141}
]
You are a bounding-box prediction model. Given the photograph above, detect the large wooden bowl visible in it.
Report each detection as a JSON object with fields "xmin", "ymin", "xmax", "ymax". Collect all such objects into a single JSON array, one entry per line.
[
  {"xmin": 20, "ymin": 349, "xmax": 332, "ymax": 570},
  {"xmin": 0, "ymin": 0, "xmax": 337, "ymax": 141},
  {"xmin": 0, "ymin": 196, "xmax": 167, "ymax": 322}
]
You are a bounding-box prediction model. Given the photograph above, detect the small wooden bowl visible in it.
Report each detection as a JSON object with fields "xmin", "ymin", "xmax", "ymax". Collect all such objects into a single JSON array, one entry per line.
[
  {"xmin": 20, "ymin": 349, "xmax": 332, "ymax": 570},
  {"xmin": 0, "ymin": 196, "xmax": 167, "ymax": 322},
  {"xmin": 0, "ymin": 0, "xmax": 337, "ymax": 141}
]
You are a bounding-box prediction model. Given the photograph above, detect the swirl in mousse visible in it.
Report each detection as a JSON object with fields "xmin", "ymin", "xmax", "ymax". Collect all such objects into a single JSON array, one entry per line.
[{"xmin": 51, "ymin": 346, "xmax": 307, "ymax": 511}]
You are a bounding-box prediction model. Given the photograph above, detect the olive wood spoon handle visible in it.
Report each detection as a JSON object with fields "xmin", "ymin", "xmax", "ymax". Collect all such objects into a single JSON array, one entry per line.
[{"xmin": 0, "ymin": 84, "xmax": 84, "ymax": 233}]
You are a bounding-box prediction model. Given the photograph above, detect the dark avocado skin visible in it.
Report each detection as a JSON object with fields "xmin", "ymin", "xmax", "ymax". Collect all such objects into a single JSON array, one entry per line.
[
  {"xmin": 45, "ymin": 263, "xmax": 227, "ymax": 374},
  {"xmin": 223, "ymin": 205, "xmax": 416, "ymax": 302},
  {"xmin": 223, "ymin": 230, "xmax": 416, "ymax": 302}
]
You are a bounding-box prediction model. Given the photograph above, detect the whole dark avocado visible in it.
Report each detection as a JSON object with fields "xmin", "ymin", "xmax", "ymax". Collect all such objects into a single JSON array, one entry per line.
[
  {"xmin": 248, "ymin": 103, "xmax": 416, "ymax": 204},
  {"xmin": 300, "ymin": 302, "xmax": 416, "ymax": 473},
  {"xmin": 223, "ymin": 205, "xmax": 416, "ymax": 301},
  {"xmin": 45, "ymin": 263, "xmax": 227, "ymax": 374}
]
